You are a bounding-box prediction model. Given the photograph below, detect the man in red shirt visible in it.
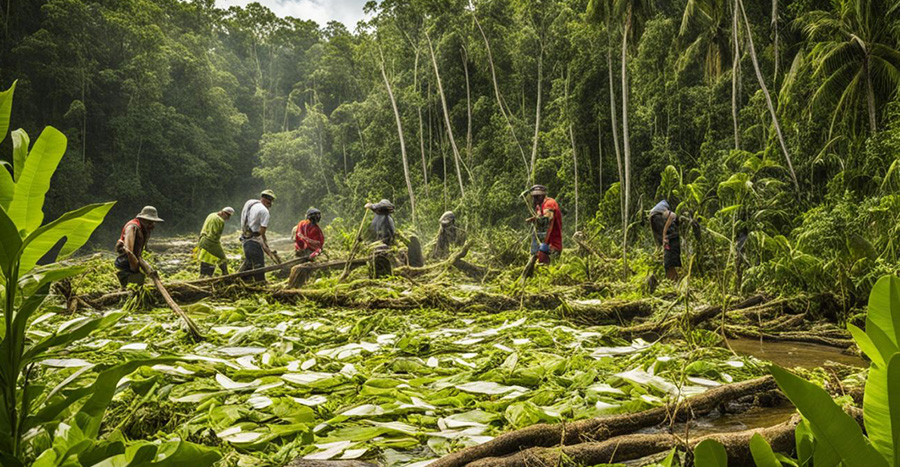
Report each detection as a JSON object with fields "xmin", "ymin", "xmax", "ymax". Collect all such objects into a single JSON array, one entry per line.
[
  {"xmin": 294, "ymin": 208, "xmax": 324, "ymax": 259},
  {"xmin": 525, "ymin": 185, "xmax": 562, "ymax": 264}
]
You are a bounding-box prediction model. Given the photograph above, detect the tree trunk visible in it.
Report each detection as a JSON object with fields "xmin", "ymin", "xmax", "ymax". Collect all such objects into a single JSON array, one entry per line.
[
  {"xmin": 598, "ymin": 118, "xmax": 603, "ymax": 194},
  {"xmin": 529, "ymin": 44, "xmax": 544, "ymax": 186},
  {"xmin": 865, "ymin": 56, "xmax": 877, "ymax": 134},
  {"xmin": 621, "ymin": 9, "xmax": 632, "ymax": 277},
  {"xmin": 739, "ymin": 0, "xmax": 799, "ymax": 191},
  {"xmin": 414, "ymin": 47, "xmax": 429, "ymax": 195},
  {"xmin": 566, "ymin": 68, "xmax": 579, "ymax": 230},
  {"xmin": 474, "ymin": 14, "xmax": 529, "ymax": 184},
  {"xmin": 732, "ymin": 0, "xmax": 741, "ymax": 149},
  {"xmin": 771, "ymin": 0, "xmax": 779, "ymax": 84},
  {"xmin": 462, "ymin": 46, "xmax": 473, "ymax": 167},
  {"xmin": 379, "ymin": 47, "xmax": 417, "ymax": 225},
  {"xmin": 607, "ymin": 42, "xmax": 624, "ymax": 216},
  {"xmin": 426, "ymin": 31, "xmax": 465, "ymax": 197}
]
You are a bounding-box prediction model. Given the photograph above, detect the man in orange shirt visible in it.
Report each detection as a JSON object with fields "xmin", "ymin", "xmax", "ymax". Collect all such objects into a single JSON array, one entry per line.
[
  {"xmin": 294, "ymin": 208, "xmax": 324, "ymax": 259},
  {"xmin": 525, "ymin": 185, "xmax": 562, "ymax": 264}
]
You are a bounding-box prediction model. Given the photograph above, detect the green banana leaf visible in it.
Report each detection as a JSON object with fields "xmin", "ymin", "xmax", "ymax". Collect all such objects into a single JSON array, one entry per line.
[
  {"xmin": 7, "ymin": 126, "xmax": 67, "ymax": 234},
  {"xmin": 770, "ymin": 365, "xmax": 887, "ymax": 467}
]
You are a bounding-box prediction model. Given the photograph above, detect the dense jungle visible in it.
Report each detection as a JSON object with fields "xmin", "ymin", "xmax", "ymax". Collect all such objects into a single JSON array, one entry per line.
[{"xmin": 2, "ymin": 0, "xmax": 900, "ymax": 465}]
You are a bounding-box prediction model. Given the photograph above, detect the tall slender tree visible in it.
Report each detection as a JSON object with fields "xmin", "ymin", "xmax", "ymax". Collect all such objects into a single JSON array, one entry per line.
[
  {"xmin": 738, "ymin": 0, "xmax": 798, "ymax": 191},
  {"xmin": 378, "ymin": 46, "xmax": 417, "ymax": 225},
  {"xmin": 426, "ymin": 30, "xmax": 466, "ymax": 197}
]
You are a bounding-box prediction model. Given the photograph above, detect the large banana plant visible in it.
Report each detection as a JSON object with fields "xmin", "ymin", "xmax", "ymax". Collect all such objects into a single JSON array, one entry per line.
[
  {"xmin": 694, "ymin": 274, "xmax": 900, "ymax": 466},
  {"xmin": 0, "ymin": 82, "xmax": 220, "ymax": 465}
]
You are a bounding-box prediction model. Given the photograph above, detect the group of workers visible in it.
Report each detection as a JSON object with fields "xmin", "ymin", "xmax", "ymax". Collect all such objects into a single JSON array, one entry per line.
[{"xmin": 113, "ymin": 184, "xmax": 683, "ymax": 289}]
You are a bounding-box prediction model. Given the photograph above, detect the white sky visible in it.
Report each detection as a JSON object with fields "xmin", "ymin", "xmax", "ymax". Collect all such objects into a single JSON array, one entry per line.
[{"xmin": 215, "ymin": 0, "xmax": 372, "ymax": 28}]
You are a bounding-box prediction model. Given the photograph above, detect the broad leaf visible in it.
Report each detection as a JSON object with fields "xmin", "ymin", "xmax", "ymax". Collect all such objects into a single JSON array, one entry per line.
[
  {"xmin": 25, "ymin": 358, "xmax": 176, "ymax": 434},
  {"xmin": 795, "ymin": 418, "xmax": 815, "ymax": 466},
  {"xmin": 750, "ymin": 433, "xmax": 783, "ymax": 467},
  {"xmin": 18, "ymin": 202, "xmax": 115, "ymax": 276},
  {"xmin": 849, "ymin": 323, "xmax": 885, "ymax": 367},
  {"xmin": 76, "ymin": 358, "xmax": 177, "ymax": 438},
  {"xmin": 10, "ymin": 129, "xmax": 28, "ymax": 183},
  {"xmin": 0, "ymin": 165, "xmax": 11, "ymax": 213},
  {"xmin": 23, "ymin": 312, "xmax": 124, "ymax": 364},
  {"xmin": 864, "ymin": 354, "xmax": 900, "ymax": 466},
  {"xmin": 18, "ymin": 264, "xmax": 86, "ymax": 297},
  {"xmin": 0, "ymin": 81, "xmax": 14, "ymax": 144},
  {"xmin": 7, "ymin": 126, "xmax": 67, "ymax": 234},
  {"xmin": 693, "ymin": 439, "xmax": 727, "ymax": 467},
  {"xmin": 868, "ymin": 275, "xmax": 900, "ymax": 350},
  {"xmin": 0, "ymin": 206, "xmax": 22, "ymax": 278},
  {"xmin": 771, "ymin": 365, "xmax": 887, "ymax": 467},
  {"xmin": 148, "ymin": 440, "xmax": 222, "ymax": 466}
]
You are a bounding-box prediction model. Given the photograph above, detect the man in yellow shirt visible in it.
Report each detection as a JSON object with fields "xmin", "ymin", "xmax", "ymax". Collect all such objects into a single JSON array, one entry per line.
[{"xmin": 197, "ymin": 207, "xmax": 234, "ymax": 277}]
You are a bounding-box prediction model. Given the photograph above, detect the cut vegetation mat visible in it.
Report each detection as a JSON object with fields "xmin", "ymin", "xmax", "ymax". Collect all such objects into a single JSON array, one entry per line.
[{"xmin": 27, "ymin": 295, "xmax": 775, "ymax": 466}]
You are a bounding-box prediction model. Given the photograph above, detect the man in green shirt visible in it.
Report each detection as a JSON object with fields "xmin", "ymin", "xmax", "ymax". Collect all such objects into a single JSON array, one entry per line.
[{"xmin": 197, "ymin": 207, "xmax": 234, "ymax": 277}]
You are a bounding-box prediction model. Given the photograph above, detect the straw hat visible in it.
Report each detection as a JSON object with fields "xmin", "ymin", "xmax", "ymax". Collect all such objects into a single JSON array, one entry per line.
[{"xmin": 136, "ymin": 206, "xmax": 164, "ymax": 222}]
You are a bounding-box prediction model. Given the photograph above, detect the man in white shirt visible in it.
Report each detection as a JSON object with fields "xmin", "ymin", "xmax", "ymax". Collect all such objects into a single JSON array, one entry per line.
[{"xmin": 239, "ymin": 189, "xmax": 276, "ymax": 282}]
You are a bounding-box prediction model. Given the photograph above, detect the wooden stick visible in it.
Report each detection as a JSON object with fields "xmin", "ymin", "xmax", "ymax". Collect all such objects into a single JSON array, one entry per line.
[
  {"xmin": 138, "ymin": 258, "xmax": 204, "ymax": 341},
  {"xmin": 339, "ymin": 208, "xmax": 370, "ymax": 283},
  {"xmin": 179, "ymin": 255, "xmax": 311, "ymax": 287}
]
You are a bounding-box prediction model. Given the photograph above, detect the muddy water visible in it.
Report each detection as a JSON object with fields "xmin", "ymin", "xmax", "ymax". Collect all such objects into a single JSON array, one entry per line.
[{"xmin": 727, "ymin": 338, "xmax": 866, "ymax": 368}]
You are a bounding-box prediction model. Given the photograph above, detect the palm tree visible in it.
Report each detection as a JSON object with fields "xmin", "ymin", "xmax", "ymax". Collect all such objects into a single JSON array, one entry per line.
[
  {"xmin": 679, "ymin": 0, "xmax": 730, "ymax": 81},
  {"xmin": 799, "ymin": 0, "xmax": 900, "ymax": 136},
  {"xmin": 678, "ymin": 0, "xmax": 738, "ymax": 148}
]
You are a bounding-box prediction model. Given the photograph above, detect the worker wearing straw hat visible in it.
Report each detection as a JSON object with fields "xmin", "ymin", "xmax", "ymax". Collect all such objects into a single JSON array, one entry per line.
[
  {"xmin": 115, "ymin": 206, "xmax": 164, "ymax": 288},
  {"xmin": 197, "ymin": 207, "xmax": 234, "ymax": 277}
]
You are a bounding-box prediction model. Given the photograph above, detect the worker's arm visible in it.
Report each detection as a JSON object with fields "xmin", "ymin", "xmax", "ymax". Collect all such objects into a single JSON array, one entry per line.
[
  {"xmin": 541, "ymin": 209, "xmax": 556, "ymax": 247},
  {"xmin": 123, "ymin": 225, "xmax": 140, "ymax": 271},
  {"xmin": 661, "ymin": 211, "xmax": 675, "ymax": 247},
  {"xmin": 259, "ymin": 226, "xmax": 271, "ymax": 252}
]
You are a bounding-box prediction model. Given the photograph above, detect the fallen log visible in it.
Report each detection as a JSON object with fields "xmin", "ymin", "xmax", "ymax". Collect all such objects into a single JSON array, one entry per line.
[
  {"xmin": 288, "ymin": 258, "xmax": 368, "ymax": 288},
  {"xmin": 618, "ymin": 294, "xmax": 768, "ymax": 336},
  {"xmin": 561, "ymin": 299, "xmax": 653, "ymax": 325},
  {"xmin": 429, "ymin": 376, "xmax": 777, "ymax": 467},
  {"xmin": 287, "ymin": 460, "xmax": 376, "ymax": 467},
  {"xmin": 179, "ymin": 255, "xmax": 311, "ymax": 286},
  {"xmin": 465, "ymin": 405, "xmax": 866, "ymax": 467},
  {"xmin": 466, "ymin": 415, "xmax": 800, "ymax": 467}
]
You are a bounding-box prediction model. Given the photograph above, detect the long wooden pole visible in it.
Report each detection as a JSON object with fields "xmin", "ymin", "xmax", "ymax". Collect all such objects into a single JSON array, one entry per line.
[
  {"xmin": 339, "ymin": 208, "xmax": 371, "ymax": 283},
  {"xmin": 138, "ymin": 258, "xmax": 203, "ymax": 341}
]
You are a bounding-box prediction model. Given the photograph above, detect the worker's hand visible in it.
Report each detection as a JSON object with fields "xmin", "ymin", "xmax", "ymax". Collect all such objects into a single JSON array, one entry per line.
[
  {"xmin": 309, "ymin": 249, "xmax": 320, "ymax": 259},
  {"xmin": 364, "ymin": 202, "xmax": 373, "ymax": 210}
]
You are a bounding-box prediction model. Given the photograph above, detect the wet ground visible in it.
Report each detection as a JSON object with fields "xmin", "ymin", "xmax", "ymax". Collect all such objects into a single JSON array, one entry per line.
[{"xmin": 727, "ymin": 338, "xmax": 865, "ymax": 368}]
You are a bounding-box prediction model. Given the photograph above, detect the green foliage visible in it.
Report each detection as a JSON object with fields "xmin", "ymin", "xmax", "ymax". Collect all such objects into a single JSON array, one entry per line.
[
  {"xmin": 693, "ymin": 438, "xmax": 727, "ymax": 467},
  {"xmin": 0, "ymin": 82, "xmax": 218, "ymax": 466}
]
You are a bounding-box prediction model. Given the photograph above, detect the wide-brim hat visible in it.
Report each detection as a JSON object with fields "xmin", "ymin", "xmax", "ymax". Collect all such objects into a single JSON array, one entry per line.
[
  {"xmin": 372, "ymin": 199, "xmax": 394, "ymax": 212},
  {"xmin": 530, "ymin": 184, "xmax": 548, "ymax": 195},
  {"xmin": 136, "ymin": 206, "xmax": 164, "ymax": 222},
  {"xmin": 440, "ymin": 211, "xmax": 455, "ymax": 225},
  {"xmin": 261, "ymin": 189, "xmax": 277, "ymax": 201},
  {"xmin": 307, "ymin": 207, "xmax": 322, "ymax": 218}
]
